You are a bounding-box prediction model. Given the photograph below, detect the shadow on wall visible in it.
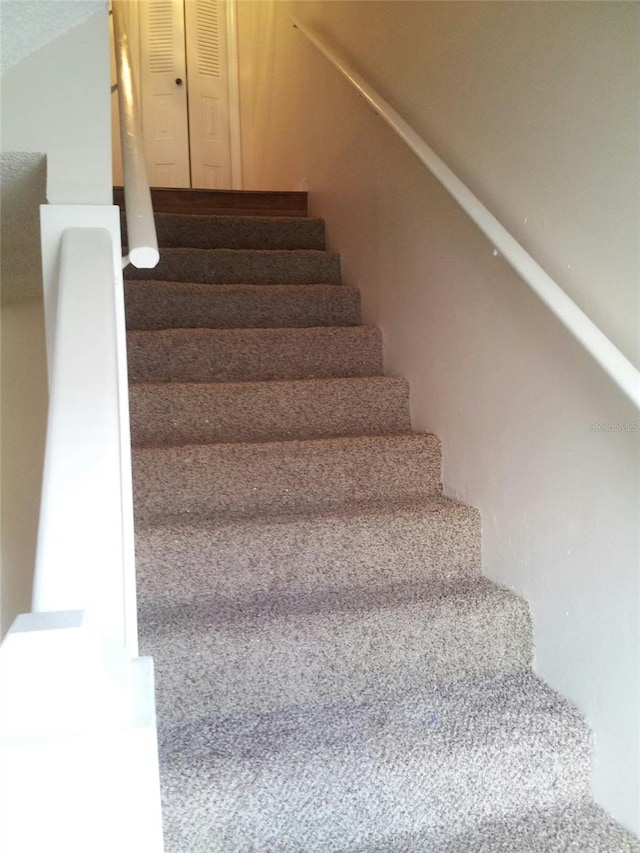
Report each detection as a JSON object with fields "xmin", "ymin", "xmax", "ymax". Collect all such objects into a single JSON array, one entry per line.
[{"xmin": 0, "ymin": 152, "xmax": 49, "ymax": 638}]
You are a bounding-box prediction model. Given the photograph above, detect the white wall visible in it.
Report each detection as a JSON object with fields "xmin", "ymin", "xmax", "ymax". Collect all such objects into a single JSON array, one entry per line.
[
  {"xmin": 237, "ymin": 0, "xmax": 640, "ymax": 834},
  {"xmin": 0, "ymin": 0, "xmax": 102, "ymax": 73},
  {"xmin": 0, "ymin": 153, "xmax": 48, "ymax": 640},
  {"xmin": 0, "ymin": 1, "xmax": 112, "ymax": 638},
  {"xmin": 0, "ymin": 298, "xmax": 49, "ymax": 640},
  {"xmin": 1, "ymin": 4, "xmax": 112, "ymax": 204}
]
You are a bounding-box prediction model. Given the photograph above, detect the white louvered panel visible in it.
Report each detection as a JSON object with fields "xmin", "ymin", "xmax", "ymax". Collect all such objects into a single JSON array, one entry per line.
[
  {"xmin": 148, "ymin": 0, "xmax": 174, "ymax": 73},
  {"xmin": 139, "ymin": 0, "xmax": 191, "ymax": 187},
  {"xmin": 196, "ymin": 0, "xmax": 221, "ymax": 78},
  {"xmin": 185, "ymin": 0, "xmax": 232, "ymax": 187}
]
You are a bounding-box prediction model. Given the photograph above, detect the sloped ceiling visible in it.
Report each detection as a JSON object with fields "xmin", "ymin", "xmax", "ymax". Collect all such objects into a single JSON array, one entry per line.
[{"xmin": 0, "ymin": 0, "xmax": 105, "ymax": 74}]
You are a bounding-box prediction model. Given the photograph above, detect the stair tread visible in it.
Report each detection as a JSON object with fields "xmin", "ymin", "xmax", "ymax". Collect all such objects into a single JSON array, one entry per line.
[
  {"xmin": 157, "ymin": 684, "xmax": 632, "ymax": 852},
  {"xmin": 127, "ymin": 325, "xmax": 383, "ymax": 383},
  {"xmin": 155, "ymin": 673, "xmax": 596, "ymax": 852},
  {"xmin": 129, "ymin": 374, "xmax": 407, "ymax": 390},
  {"xmin": 135, "ymin": 496, "xmax": 481, "ymax": 604},
  {"xmin": 158, "ymin": 668, "xmax": 585, "ymax": 765},
  {"xmin": 124, "ymin": 212, "xmax": 326, "ymax": 250},
  {"xmin": 132, "ymin": 430, "xmax": 440, "ymax": 454},
  {"xmin": 129, "ymin": 375, "xmax": 411, "ymax": 445},
  {"xmin": 149, "ymin": 212, "xmax": 322, "ymax": 225},
  {"xmin": 125, "ymin": 247, "xmax": 342, "ymax": 285},
  {"xmin": 132, "ymin": 432, "xmax": 441, "ymax": 521},
  {"xmin": 125, "ymin": 281, "xmax": 361, "ymax": 329},
  {"xmin": 141, "ymin": 575, "xmax": 532, "ymax": 719},
  {"xmin": 134, "ymin": 493, "xmax": 477, "ymax": 530},
  {"xmin": 141, "ymin": 574, "xmax": 521, "ymax": 626},
  {"xmin": 128, "ymin": 322, "xmax": 372, "ymax": 333},
  {"xmin": 399, "ymin": 802, "xmax": 640, "ymax": 853},
  {"xmin": 128, "ymin": 323, "xmax": 375, "ymax": 337},
  {"xmin": 124, "ymin": 247, "xmax": 335, "ymax": 255}
]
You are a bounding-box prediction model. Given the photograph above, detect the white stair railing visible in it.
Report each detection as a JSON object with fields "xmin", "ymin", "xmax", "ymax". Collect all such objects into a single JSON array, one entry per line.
[
  {"xmin": 0, "ymin": 216, "xmax": 164, "ymax": 852},
  {"xmin": 1, "ymin": 7, "xmax": 164, "ymax": 850},
  {"xmin": 112, "ymin": 0, "xmax": 159, "ymax": 270},
  {"xmin": 291, "ymin": 16, "xmax": 640, "ymax": 411},
  {"xmin": 33, "ymin": 223, "xmax": 135, "ymax": 649}
]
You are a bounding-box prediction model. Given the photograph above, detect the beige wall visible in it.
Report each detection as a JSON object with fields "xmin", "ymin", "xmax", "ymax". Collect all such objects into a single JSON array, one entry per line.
[
  {"xmin": 239, "ymin": 0, "xmax": 639, "ymax": 367},
  {"xmin": 237, "ymin": 0, "xmax": 640, "ymax": 833},
  {"xmin": 238, "ymin": 0, "xmax": 306, "ymax": 192}
]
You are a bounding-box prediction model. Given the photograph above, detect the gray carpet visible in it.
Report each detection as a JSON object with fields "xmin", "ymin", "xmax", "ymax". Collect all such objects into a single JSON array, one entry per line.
[
  {"xmin": 134, "ymin": 499, "xmax": 481, "ymax": 606},
  {"xmin": 127, "ymin": 204, "xmax": 639, "ymax": 851},
  {"xmin": 155, "ymin": 674, "xmax": 590, "ymax": 849},
  {"xmin": 133, "ymin": 433, "xmax": 442, "ymax": 522}
]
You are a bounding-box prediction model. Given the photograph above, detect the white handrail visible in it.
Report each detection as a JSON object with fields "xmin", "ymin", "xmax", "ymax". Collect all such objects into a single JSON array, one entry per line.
[
  {"xmin": 9, "ymin": 212, "xmax": 164, "ymax": 851},
  {"xmin": 34, "ymin": 226, "xmax": 135, "ymax": 650},
  {"xmin": 112, "ymin": 0, "xmax": 159, "ymax": 269},
  {"xmin": 291, "ymin": 16, "xmax": 640, "ymax": 410}
]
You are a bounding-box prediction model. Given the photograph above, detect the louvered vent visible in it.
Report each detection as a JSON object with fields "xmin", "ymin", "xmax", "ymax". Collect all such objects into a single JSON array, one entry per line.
[
  {"xmin": 148, "ymin": 0, "xmax": 174, "ymax": 73},
  {"xmin": 197, "ymin": 0, "xmax": 221, "ymax": 78}
]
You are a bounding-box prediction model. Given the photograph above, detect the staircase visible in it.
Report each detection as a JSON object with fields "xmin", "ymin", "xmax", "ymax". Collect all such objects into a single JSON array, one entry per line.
[{"xmin": 124, "ymin": 189, "xmax": 638, "ymax": 852}]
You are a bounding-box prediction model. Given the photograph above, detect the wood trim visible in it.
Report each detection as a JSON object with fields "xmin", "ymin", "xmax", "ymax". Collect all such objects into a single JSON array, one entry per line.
[
  {"xmin": 226, "ymin": 0, "xmax": 243, "ymax": 190},
  {"xmin": 113, "ymin": 187, "xmax": 308, "ymax": 216}
]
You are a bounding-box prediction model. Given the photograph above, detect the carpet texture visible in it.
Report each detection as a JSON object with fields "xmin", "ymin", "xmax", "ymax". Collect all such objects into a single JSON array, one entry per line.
[
  {"xmin": 127, "ymin": 212, "xmax": 327, "ymax": 250},
  {"xmin": 126, "ymin": 202, "xmax": 639, "ymax": 851},
  {"xmin": 129, "ymin": 376, "xmax": 412, "ymax": 445},
  {"xmin": 125, "ymin": 247, "xmax": 342, "ymax": 285},
  {"xmin": 134, "ymin": 499, "xmax": 481, "ymax": 606},
  {"xmin": 124, "ymin": 282, "xmax": 361, "ymax": 329},
  {"xmin": 128, "ymin": 325, "xmax": 382, "ymax": 383}
]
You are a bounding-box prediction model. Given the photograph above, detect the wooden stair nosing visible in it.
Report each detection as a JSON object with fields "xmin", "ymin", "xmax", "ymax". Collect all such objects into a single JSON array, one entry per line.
[{"xmin": 113, "ymin": 187, "xmax": 308, "ymax": 217}]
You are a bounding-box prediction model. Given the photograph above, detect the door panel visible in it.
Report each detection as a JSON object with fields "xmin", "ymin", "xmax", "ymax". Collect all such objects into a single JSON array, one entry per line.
[
  {"xmin": 185, "ymin": 0, "xmax": 232, "ymax": 189},
  {"xmin": 139, "ymin": 0, "xmax": 191, "ymax": 187}
]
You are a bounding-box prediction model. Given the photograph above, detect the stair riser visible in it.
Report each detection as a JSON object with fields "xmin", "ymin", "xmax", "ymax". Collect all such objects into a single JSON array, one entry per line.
[
  {"xmin": 142, "ymin": 589, "xmax": 532, "ymax": 720},
  {"xmin": 127, "ymin": 327, "xmax": 383, "ymax": 384},
  {"xmin": 132, "ymin": 435, "xmax": 441, "ymax": 522},
  {"xmin": 125, "ymin": 248, "xmax": 341, "ymax": 285},
  {"xmin": 135, "ymin": 503, "xmax": 481, "ymax": 604},
  {"xmin": 124, "ymin": 283, "xmax": 361, "ymax": 330},
  {"xmin": 124, "ymin": 213, "xmax": 326, "ymax": 250},
  {"xmin": 129, "ymin": 377, "xmax": 411, "ymax": 445},
  {"xmin": 115, "ymin": 186, "xmax": 308, "ymax": 216}
]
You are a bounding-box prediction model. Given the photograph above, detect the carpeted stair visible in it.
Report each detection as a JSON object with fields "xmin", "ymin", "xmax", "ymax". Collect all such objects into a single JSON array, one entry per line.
[{"xmin": 124, "ymin": 190, "xmax": 639, "ymax": 852}]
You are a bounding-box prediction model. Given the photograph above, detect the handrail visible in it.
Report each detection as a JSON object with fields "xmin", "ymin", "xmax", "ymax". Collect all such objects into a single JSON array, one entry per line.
[
  {"xmin": 7, "ymin": 210, "xmax": 163, "ymax": 850},
  {"xmin": 34, "ymin": 225, "xmax": 135, "ymax": 650},
  {"xmin": 291, "ymin": 16, "xmax": 640, "ymax": 410},
  {"xmin": 112, "ymin": 0, "xmax": 159, "ymax": 269}
]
